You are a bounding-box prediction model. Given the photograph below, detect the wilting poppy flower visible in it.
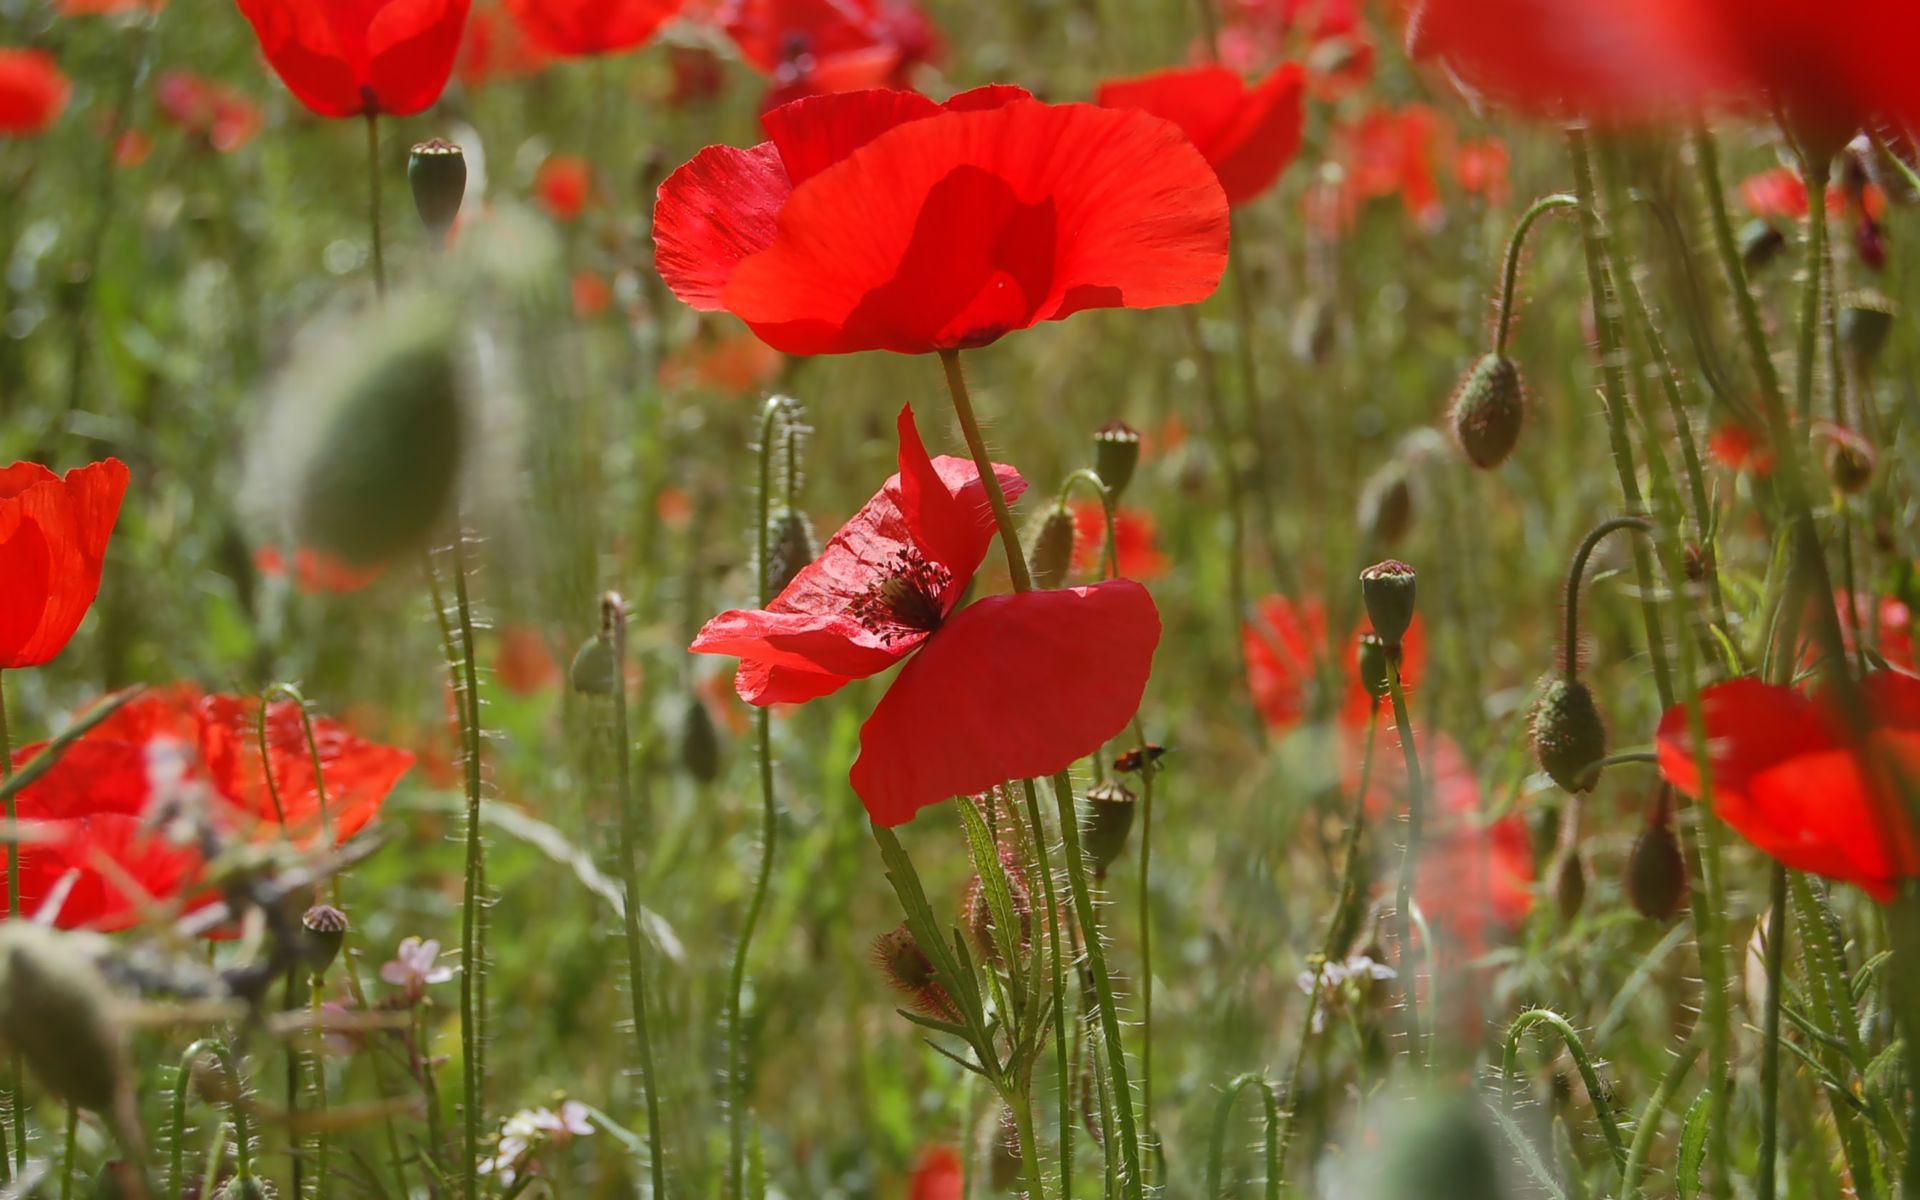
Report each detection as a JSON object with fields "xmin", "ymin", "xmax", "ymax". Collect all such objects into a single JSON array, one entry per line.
[
  {"xmin": 3, "ymin": 686, "xmax": 414, "ymax": 930},
  {"xmin": 653, "ymin": 86, "xmax": 1231, "ymax": 355},
  {"xmin": 505, "ymin": 0, "xmax": 683, "ymax": 57},
  {"xmin": 458, "ymin": 1, "xmax": 551, "ymax": 86},
  {"xmin": 155, "ymin": 71, "xmax": 263, "ymax": 153},
  {"xmin": 1095, "ymin": 62, "xmax": 1306, "ymax": 207},
  {"xmin": 537, "ymin": 153, "xmax": 593, "ymax": 220},
  {"xmin": 691, "ymin": 406, "xmax": 1161, "ymax": 825},
  {"xmin": 908, "ymin": 1146, "xmax": 964, "ymax": 1200},
  {"xmin": 0, "ymin": 460, "xmax": 128, "ymax": 670},
  {"xmin": 234, "ymin": 0, "xmax": 472, "ymax": 119},
  {"xmin": 1658, "ymin": 673, "xmax": 1920, "ymax": 901},
  {"xmin": 0, "ymin": 49, "xmax": 70, "ymax": 136},
  {"xmin": 255, "ymin": 545, "xmax": 386, "ymax": 595},
  {"xmin": 1069, "ymin": 501, "xmax": 1168, "ymax": 581}
]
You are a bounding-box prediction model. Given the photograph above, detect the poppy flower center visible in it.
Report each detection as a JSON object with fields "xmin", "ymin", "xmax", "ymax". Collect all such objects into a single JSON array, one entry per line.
[{"xmin": 850, "ymin": 550, "xmax": 951, "ymax": 643}]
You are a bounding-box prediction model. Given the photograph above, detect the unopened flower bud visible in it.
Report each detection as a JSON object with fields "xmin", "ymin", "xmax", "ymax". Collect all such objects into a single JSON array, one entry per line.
[
  {"xmin": 765, "ymin": 507, "xmax": 817, "ymax": 596},
  {"xmin": 1740, "ymin": 219, "xmax": 1787, "ymax": 272},
  {"xmin": 872, "ymin": 923, "xmax": 958, "ymax": 1023},
  {"xmin": 678, "ymin": 694, "xmax": 721, "ymax": 783},
  {"xmin": 1358, "ymin": 462, "xmax": 1412, "ymax": 547},
  {"xmin": 1450, "ymin": 353, "xmax": 1524, "ymax": 469},
  {"xmin": 0, "ymin": 925, "xmax": 125, "ymax": 1112},
  {"xmin": 1357, "ymin": 633, "xmax": 1392, "ymax": 702},
  {"xmin": 302, "ymin": 904, "xmax": 349, "ymax": 974},
  {"xmin": 1554, "ymin": 851, "xmax": 1586, "ymax": 922},
  {"xmin": 1093, "ymin": 420, "xmax": 1141, "ymax": 499},
  {"xmin": 569, "ymin": 635, "xmax": 618, "ymax": 695},
  {"xmin": 1628, "ymin": 792, "xmax": 1688, "ymax": 921},
  {"xmin": 408, "ymin": 139, "xmax": 467, "ymax": 249},
  {"xmin": 1532, "ymin": 679, "xmax": 1607, "ymax": 793},
  {"xmin": 1359, "ymin": 559, "xmax": 1416, "ymax": 648},
  {"xmin": 1840, "ymin": 289, "xmax": 1896, "ymax": 374},
  {"xmin": 1025, "ymin": 505, "xmax": 1077, "ymax": 590},
  {"xmin": 1081, "ymin": 780, "xmax": 1138, "ymax": 878}
]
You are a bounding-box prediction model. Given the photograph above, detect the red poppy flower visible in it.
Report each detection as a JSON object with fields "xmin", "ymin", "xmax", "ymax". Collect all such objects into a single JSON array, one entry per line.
[
  {"xmin": 659, "ymin": 325, "xmax": 786, "ymax": 395},
  {"xmin": 1695, "ymin": 0, "xmax": 1920, "ymax": 150},
  {"xmin": 495, "ymin": 625, "xmax": 560, "ymax": 695},
  {"xmin": 234, "ymin": 0, "xmax": 471, "ymax": 119},
  {"xmin": 1452, "ymin": 137, "xmax": 1508, "ymax": 205},
  {"xmin": 691, "ymin": 406, "xmax": 1161, "ymax": 825},
  {"xmin": 537, "ymin": 153, "xmax": 593, "ymax": 221},
  {"xmin": 458, "ymin": 2, "xmax": 551, "ymax": 86},
  {"xmin": 667, "ymin": 44, "xmax": 727, "ymax": 107},
  {"xmin": 255, "ymin": 545, "xmax": 386, "ymax": 595},
  {"xmin": 3, "ymin": 686, "xmax": 414, "ymax": 930},
  {"xmin": 572, "ymin": 269, "xmax": 614, "ymax": 318},
  {"xmin": 908, "ymin": 1147, "xmax": 963, "ymax": 1200},
  {"xmin": 155, "ymin": 71, "xmax": 263, "ymax": 153},
  {"xmin": 653, "ymin": 86, "xmax": 1231, "ymax": 356},
  {"xmin": 1208, "ymin": 0, "xmax": 1369, "ymax": 98},
  {"xmin": 1094, "ymin": 63, "xmax": 1305, "ymax": 208},
  {"xmin": 1837, "ymin": 591, "xmax": 1915, "ymax": 674},
  {"xmin": 721, "ymin": 0, "xmax": 940, "ymax": 94},
  {"xmin": 1657, "ymin": 673, "xmax": 1920, "ymax": 901},
  {"xmin": 0, "ymin": 459, "xmax": 128, "ymax": 670},
  {"xmin": 1314, "ymin": 104, "xmax": 1446, "ymax": 234},
  {"xmin": 1414, "ymin": 755, "xmax": 1534, "ymax": 951},
  {"xmin": 1242, "ymin": 595, "xmax": 1424, "ymax": 734},
  {"xmin": 1740, "ymin": 166, "xmax": 1849, "ymax": 220},
  {"xmin": 1707, "ymin": 420, "xmax": 1775, "ymax": 477},
  {"xmin": 505, "ymin": 0, "xmax": 683, "ymax": 57},
  {"xmin": 0, "ymin": 49, "xmax": 70, "ymax": 137},
  {"xmin": 1069, "ymin": 502, "xmax": 1168, "ymax": 581}
]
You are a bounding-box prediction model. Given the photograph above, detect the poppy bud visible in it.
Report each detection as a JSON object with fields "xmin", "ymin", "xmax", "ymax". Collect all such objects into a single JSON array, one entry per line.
[
  {"xmin": 1840, "ymin": 289, "xmax": 1896, "ymax": 374},
  {"xmin": 872, "ymin": 923, "xmax": 959, "ymax": 1023},
  {"xmin": 280, "ymin": 299, "xmax": 465, "ymax": 570},
  {"xmin": 765, "ymin": 507, "xmax": 817, "ymax": 596},
  {"xmin": 1449, "ymin": 353, "xmax": 1524, "ymax": 469},
  {"xmin": 678, "ymin": 694, "xmax": 721, "ymax": 783},
  {"xmin": 1359, "ymin": 559, "xmax": 1416, "ymax": 648},
  {"xmin": 1554, "ymin": 851, "xmax": 1586, "ymax": 922},
  {"xmin": 408, "ymin": 139, "xmax": 467, "ymax": 249},
  {"xmin": 1532, "ymin": 679, "xmax": 1607, "ymax": 793},
  {"xmin": 302, "ymin": 904, "xmax": 349, "ymax": 974},
  {"xmin": 1093, "ymin": 420, "xmax": 1141, "ymax": 499},
  {"xmin": 1081, "ymin": 780, "xmax": 1138, "ymax": 878},
  {"xmin": 1627, "ymin": 793, "xmax": 1687, "ymax": 921},
  {"xmin": 569, "ymin": 635, "xmax": 618, "ymax": 695},
  {"xmin": 0, "ymin": 925, "xmax": 126, "ymax": 1112},
  {"xmin": 1740, "ymin": 219, "xmax": 1786, "ymax": 272},
  {"xmin": 1357, "ymin": 633, "xmax": 1392, "ymax": 702},
  {"xmin": 1358, "ymin": 462, "xmax": 1412, "ymax": 547},
  {"xmin": 1025, "ymin": 505, "xmax": 1077, "ymax": 590}
]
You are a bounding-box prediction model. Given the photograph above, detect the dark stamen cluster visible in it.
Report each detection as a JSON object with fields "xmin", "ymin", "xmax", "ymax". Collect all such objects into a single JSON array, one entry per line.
[{"xmin": 849, "ymin": 550, "xmax": 951, "ymax": 643}]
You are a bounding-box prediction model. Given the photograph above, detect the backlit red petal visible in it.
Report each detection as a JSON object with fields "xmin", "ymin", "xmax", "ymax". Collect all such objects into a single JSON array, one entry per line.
[
  {"xmin": 654, "ymin": 141, "xmax": 792, "ymax": 311},
  {"xmin": 761, "ymin": 87, "xmax": 942, "ymax": 184}
]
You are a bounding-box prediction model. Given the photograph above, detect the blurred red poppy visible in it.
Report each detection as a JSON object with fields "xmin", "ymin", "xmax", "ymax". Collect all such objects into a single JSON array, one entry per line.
[
  {"xmin": 1452, "ymin": 137, "xmax": 1508, "ymax": 205},
  {"xmin": 495, "ymin": 625, "xmax": 560, "ymax": 695},
  {"xmin": 1413, "ymin": 740, "xmax": 1533, "ymax": 951},
  {"xmin": 1837, "ymin": 591, "xmax": 1915, "ymax": 674},
  {"xmin": 0, "ymin": 49, "xmax": 70, "ymax": 137},
  {"xmin": 654, "ymin": 86, "xmax": 1230, "ymax": 355},
  {"xmin": 1658, "ymin": 673, "xmax": 1920, "ymax": 901},
  {"xmin": 58, "ymin": 0, "xmax": 164, "ymax": 13},
  {"xmin": 908, "ymin": 1146, "xmax": 964, "ymax": 1200},
  {"xmin": 1095, "ymin": 62, "xmax": 1306, "ymax": 207},
  {"xmin": 1707, "ymin": 420, "xmax": 1775, "ymax": 477},
  {"xmin": 506, "ymin": 0, "xmax": 683, "ymax": 57},
  {"xmin": 255, "ymin": 545, "xmax": 386, "ymax": 594},
  {"xmin": 537, "ymin": 153, "xmax": 593, "ymax": 220},
  {"xmin": 1695, "ymin": 0, "xmax": 1920, "ymax": 149},
  {"xmin": 1069, "ymin": 501, "xmax": 1168, "ymax": 581},
  {"xmin": 720, "ymin": 0, "xmax": 939, "ymax": 107},
  {"xmin": 3, "ymin": 686, "xmax": 414, "ymax": 930},
  {"xmin": 667, "ymin": 44, "xmax": 727, "ymax": 107},
  {"xmin": 658, "ymin": 325, "xmax": 786, "ymax": 395},
  {"xmin": 1242, "ymin": 596, "xmax": 1424, "ymax": 734},
  {"xmin": 0, "ymin": 460, "xmax": 128, "ymax": 670},
  {"xmin": 1740, "ymin": 166, "xmax": 1849, "ymax": 220},
  {"xmin": 692, "ymin": 406, "xmax": 1160, "ymax": 825},
  {"xmin": 458, "ymin": 1, "xmax": 551, "ymax": 86},
  {"xmin": 572, "ymin": 269, "xmax": 614, "ymax": 318},
  {"xmin": 1315, "ymin": 104, "xmax": 1446, "ymax": 234},
  {"xmin": 1209, "ymin": 0, "xmax": 1370, "ymax": 99},
  {"xmin": 155, "ymin": 71, "xmax": 263, "ymax": 153},
  {"xmin": 234, "ymin": 0, "xmax": 471, "ymax": 118}
]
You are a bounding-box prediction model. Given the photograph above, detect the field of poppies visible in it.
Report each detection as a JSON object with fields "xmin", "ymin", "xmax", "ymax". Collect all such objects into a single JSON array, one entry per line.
[{"xmin": 3, "ymin": 0, "xmax": 1920, "ymax": 1197}]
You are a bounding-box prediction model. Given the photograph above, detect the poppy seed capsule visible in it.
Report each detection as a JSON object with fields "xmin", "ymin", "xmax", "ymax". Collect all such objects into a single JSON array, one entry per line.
[
  {"xmin": 1532, "ymin": 679, "xmax": 1607, "ymax": 793},
  {"xmin": 765, "ymin": 507, "xmax": 817, "ymax": 596},
  {"xmin": 1358, "ymin": 462, "xmax": 1412, "ymax": 547},
  {"xmin": 678, "ymin": 694, "xmax": 721, "ymax": 783},
  {"xmin": 302, "ymin": 904, "xmax": 349, "ymax": 974},
  {"xmin": 408, "ymin": 139, "xmax": 467, "ymax": 249},
  {"xmin": 1093, "ymin": 420, "xmax": 1142, "ymax": 500},
  {"xmin": 288, "ymin": 301, "xmax": 464, "ymax": 570},
  {"xmin": 1628, "ymin": 802, "xmax": 1688, "ymax": 921},
  {"xmin": 0, "ymin": 924, "xmax": 125, "ymax": 1112},
  {"xmin": 568, "ymin": 635, "xmax": 618, "ymax": 695},
  {"xmin": 1025, "ymin": 505, "xmax": 1077, "ymax": 590},
  {"xmin": 1740, "ymin": 219, "xmax": 1787, "ymax": 272},
  {"xmin": 1359, "ymin": 559, "xmax": 1417, "ymax": 648},
  {"xmin": 1449, "ymin": 353, "xmax": 1524, "ymax": 469},
  {"xmin": 1840, "ymin": 289, "xmax": 1896, "ymax": 374},
  {"xmin": 1357, "ymin": 633, "xmax": 1393, "ymax": 702},
  {"xmin": 1081, "ymin": 779, "xmax": 1138, "ymax": 877}
]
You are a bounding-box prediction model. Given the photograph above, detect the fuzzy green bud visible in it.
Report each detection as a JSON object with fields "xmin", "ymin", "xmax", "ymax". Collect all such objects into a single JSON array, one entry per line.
[
  {"xmin": 678, "ymin": 694, "xmax": 722, "ymax": 783},
  {"xmin": 0, "ymin": 925, "xmax": 125, "ymax": 1112},
  {"xmin": 1627, "ymin": 797, "xmax": 1687, "ymax": 921},
  {"xmin": 1532, "ymin": 679, "xmax": 1607, "ymax": 793},
  {"xmin": 1025, "ymin": 505, "xmax": 1077, "ymax": 589},
  {"xmin": 408, "ymin": 139, "xmax": 467, "ymax": 249},
  {"xmin": 301, "ymin": 904, "xmax": 349, "ymax": 975},
  {"xmin": 765, "ymin": 507, "xmax": 817, "ymax": 596},
  {"xmin": 1081, "ymin": 780, "xmax": 1138, "ymax": 878},
  {"xmin": 1359, "ymin": 559, "xmax": 1416, "ymax": 648},
  {"xmin": 1093, "ymin": 420, "xmax": 1141, "ymax": 500},
  {"xmin": 1357, "ymin": 633, "xmax": 1392, "ymax": 702},
  {"xmin": 568, "ymin": 635, "xmax": 618, "ymax": 695},
  {"xmin": 1449, "ymin": 353, "xmax": 1525, "ymax": 469}
]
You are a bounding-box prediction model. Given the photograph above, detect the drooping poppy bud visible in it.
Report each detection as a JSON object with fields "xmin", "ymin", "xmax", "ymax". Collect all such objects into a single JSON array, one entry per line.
[
  {"xmin": 1627, "ymin": 800, "xmax": 1687, "ymax": 921},
  {"xmin": 1532, "ymin": 679, "xmax": 1607, "ymax": 793},
  {"xmin": 1554, "ymin": 850, "xmax": 1586, "ymax": 922},
  {"xmin": 1081, "ymin": 779, "xmax": 1138, "ymax": 878},
  {"xmin": 1358, "ymin": 461, "xmax": 1412, "ymax": 546},
  {"xmin": 0, "ymin": 925, "xmax": 125, "ymax": 1112},
  {"xmin": 1359, "ymin": 559, "xmax": 1416, "ymax": 648},
  {"xmin": 765, "ymin": 508, "xmax": 817, "ymax": 596},
  {"xmin": 569, "ymin": 634, "xmax": 618, "ymax": 695},
  {"xmin": 1449, "ymin": 353, "xmax": 1524, "ymax": 469},
  {"xmin": 678, "ymin": 694, "xmax": 721, "ymax": 783},
  {"xmin": 1093, "ymin": 420, "xmax": 1142, "ymax": 499},
  {"xmin": 408, "ymin": 139, "xmax": 468, "ymax": 249},
  {"xmin": 1025, "ymin": 505, "xmax": 1077, "ymax": 589},
  {"xmin": 1356, "ymin": 633, "xmax": 1392, "ymax": 703},
  {"xmin": 872, "ymin": 923, "xmax": 959, "ymax": 1022},
  {"xmin": 1840, "ymin": 289, "xmax": 1895, "ymax": 375},
  {"xmin": 302, "ymin": 904, "xmax": 349, "ymax": 974},
  {"xmin": 1740, "ymin": 219, "xmax": 1787, "ymax": 273}
]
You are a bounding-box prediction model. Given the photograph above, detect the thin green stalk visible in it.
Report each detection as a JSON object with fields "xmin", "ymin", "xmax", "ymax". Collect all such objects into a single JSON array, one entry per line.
[
  {"xmin": 1, "ymin": 671, "xmax": 20, "ymax": 1176},
  {"xmin": 1008, "ymin": 1087, "xmax": 1052, "ymax": 1200},
  {"xmin": 1206, "ymin": 1074, "xmax": 1281, "ymax": 1200},
  {"xmin": 1500, "ymin": 1009, "xmax": 1626, "ymax": 1169},
  {"xmin": 1757, "ymin": 864, "xmax": 1788, "ymax": 1200},
  {"xmin": 1562, "ymin": 517, "xmax": 1654, "ymax": 684},
  {"xmin": 728, "ymin": 397, "xmax": 788, "ymax": 1200},
  {"xmin": 1494, "ymin": 194, "xmax": 1580, "ymax": 356},
  {"xmin": 1619, "ymin": 1038, "xmax": 1702, "ymax": 1196},
  {"xmin": 608, "ymin": 595, "xmax": 668, "ymax": 1198},
  {"xmin": 1016, "ymin": 777, "xmax": 1074, "ymax": 1199},
  {"xmin": 1790, "ymin": 872, "xmax": 1880, "ymax": 1198},
  {"xmin": 58, "ymin": 1108, "xmax": 74, "ymax": 1200},
  {"xmin": 365, "ymin": 114, "xmax": 386, "ymax": 295},
  {"xmin": 1881, "ymin": 891, "xmax": 1920, "ymax": 1199},
  {"xmin": 171, "ymin": 1039, "xmax": 252, "ymax": 1197},
  {"xmin": 446, "ymin": 536, "xmax": 486, "ymax": 1200},
  {"xmin": 1385, "ymin": 659, "xmax": 1426, "ymax": 1071},
  {"xmin": 936, "ymin": 349, "xmax": 1143, "ymax": 1198}
]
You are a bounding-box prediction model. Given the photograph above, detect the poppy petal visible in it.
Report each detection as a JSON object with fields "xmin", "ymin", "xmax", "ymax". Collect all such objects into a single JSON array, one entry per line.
[
  {"xmin": 891, "ymin": 405, "xmax": 1026, "ymax": 597},
  {"xmin": 692, "ymin": 608, "xmax": 908, "ymax": 702},
  {"xmin": 653, "ymin": 141, "xmax": 792, "ymax": 311},
  {"xmin": 761, "ymin": 87, "xmax": 943, "ymax": 185},
  {"xmin": 849, "ymin": 579, "xmax": 1161, "ymax": 826}
]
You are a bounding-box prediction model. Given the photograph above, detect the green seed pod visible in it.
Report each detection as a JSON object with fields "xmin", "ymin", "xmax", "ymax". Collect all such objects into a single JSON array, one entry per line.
[
  {"xmin": 1081, "ymin": 780, "xmax": 1138, "ymax": 878},
  {"xmin": 0, "ymin": 924, "xmax": 125, "ymax": 1112},
  {"xmin": 678, "ymin": 694, "xmax": 722, "ymax": 783},
  {"xmin": 1840, "ymin": 289, "xmax": 1896, "ymax": 374},
  {"xmin": 1356, "ymin": 633, "xmax": 1392, "ymax": 703},
  {"xmin": 1359, "ymin": 559, "xmax": 1417, "ymax": 647},
  {"xmin": 1627, "ymin": 795, "xmax": 1687, "ymax": 921},
  {"xmin": 1532, "ymin": 679, "xmax": 1607, "ymax": 793},
  {"xmin": 569, "ymin": 635, "xmax": 618, "ymax": 695},
  {"xmin": 1554, "ymin": 851, "xmax": 1586, "ymax": 922},
  {"xmin": 1092, "ymin": 420, "xmax": 1141, "ymax": 500},
  {"xmin": 1449, "ymin": 353, "xmax": 1525, "ymax": 469},
  {"xmin": 281, "ymin": 299, "xmax": 465, "ymax": 570},
  {"xmin": 301, "ymin": 904, "xmax": 349, "ymax": 975},
  {"xmin": 408, "ymin": 139, "xmax": 467, "ymax": 249},
  {"xmin": 1025, "ymin": 505, "xmax": 1077, "ymax": 590},
  {"xmin": 765, "ymin": 507, "xmax": 817, "ymax": 596},
  {"xmin": 1358, "ymin": 461, "xmax": 1412, "ymax": 547},
  {"xmin": 1740, "ymin": 219, "xmax": 1787, "ymax": 272}
]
